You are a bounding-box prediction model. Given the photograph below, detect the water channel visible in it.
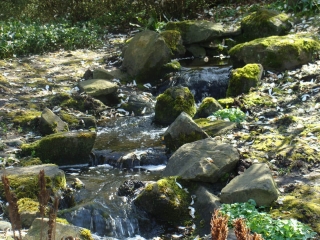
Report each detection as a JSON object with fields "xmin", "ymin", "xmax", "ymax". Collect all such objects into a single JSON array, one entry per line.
[{"xmin": 61, "ymin": 62, "xmax": 232, "ymax": 239}]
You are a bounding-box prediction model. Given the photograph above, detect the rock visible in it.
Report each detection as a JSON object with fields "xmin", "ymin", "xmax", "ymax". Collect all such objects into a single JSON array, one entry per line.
[
  {"xmin": 227, "ymin": 64, "xmax": 263, "ymax": 97},
  {"xmin": 192, "ymin": 185, "xmax": 221, "ymax": 236},
  {"xmin": 163, "ymin": 112, "xmax": 209, "ymax": 151},
  {"xmin": 0, "ymin": 164, "xmax": 66, "ymax": 200},
  {"xmin": 78, "ymin": 79, "xmax": 119, "ymax": 105},
  {"xmin": 24, "ymin": 218, "xmax": 93, "ymax": 240},
  {"xmin": 195, "ymin": 97, "xmax": 223, "ymax": 118},
  {"xmin": 220, "ymin": 163, "xmax": 279, "ymax": 206},
  {"xmin": 160, "ymin": 30, "xmax": 186, "ymax": 57},
  {"xmin": 229, "ymin": 34, "xmax": 320, "ymax": 71},
  {"xmin": 117, "ymin": 180, "xmax": 145, "ymax": 197},
  {"xmin": 121, "ymin": 30, "xmax": 172, "ymax": 83},
  {"xmin": 0, "ymin": 220, "xmax": 11, "ymax": 231},
  {"xmin": 154, "ymin": 86, "xmax": 196, "ymax": 125},
  {"xmin": 17, "ymin": 198, "xmax": 40, "ymax": 228},
  {"xmin": 83, "ymin": 69, "xmax": 93, "ymax": 80},
  {"xmin": 121, "ymin": 94, "xmax": 155, "ymax": 116},
  {"xmin": 186, "ymin": 44, "xmax": 207, "ymax": 58},
  {"xmin": 194, "ymin": 119, "xmax": 236, "ymax": 137},
  {"xmin": 166, "ymin": 20, "xmax": 241, "ymax": 44},
  {"xmin": 93, "ymin": 68, "xmax": 129, "ymax": 81},
  {"xmin": 162, "ymin": 138, "xmax": 239, "ymax": 183},
  {"xmin": 240, "ymin": 9, "xmax": 292, "ymax": 41},
  {"xmin": 134, "ymin": 177, "xmax": 191, "ymax": 225},
  {"xmin": 39, "ymin": 107, "xmax": 69, "ymax": 135},
  {"xmin": 20, "ymin": 131, "xmax": 96, "ymax": 165}
]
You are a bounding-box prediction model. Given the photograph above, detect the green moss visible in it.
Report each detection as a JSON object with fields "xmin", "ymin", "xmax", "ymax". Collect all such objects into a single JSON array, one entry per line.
[
  {"xmin": 17, "ymin": 198, "xmax": 39, "ymax": 213},
  {"xmin": 241, "ymin": 91, "xmax": 276, "ymax": 108},
  {"xmin": 56, "ymin": 218, "xmax": 69, "ymax": 225},
  {"xmin": 270, "ymin": 185, "xmax": 320, "ymax": 234},
  {"xmin": 241, "ymin": 9, "xmax": 291, "ymax": 41},
  {"xmin": 59, "ymin": 111, "xmax": 79, "ymax": 126},
  {"xmin": 218, "ymin": 98, "xmax": 234, "ymax": 108},
  {"xmin": 7, "ymin": 110, "xmax": 41, "ymax": 128},
  {"xmin": 194, "ymin": 119, "xmax": 236, "ymax": 137},
  {"xmin": 155, "ymin": 86, "xmax": 196, "ymax": 125},
  {"xmin": 20, "ymin": 131, "xmax": 96, "ymax": 165},
  {"xmin": 136, "ymin": 177, "xmax": 191, "ymax": 225},
  {"xmin": 229, "ymin": 34, "xmax": 320, "ymax": 70},
  {"xmin": 20, "ymin": 157, "xmax": 43, "ymax": 167},
  {"xmin": 80, "ymin": 228, "xmax": 94, "ymax": 240},
  {"xmin": 160, "ymin": 30, "xmax": 185, "ymax": 55},
  {"xmin": 227, "ymin": 64, "xmax": 262, "ymax": 97}
]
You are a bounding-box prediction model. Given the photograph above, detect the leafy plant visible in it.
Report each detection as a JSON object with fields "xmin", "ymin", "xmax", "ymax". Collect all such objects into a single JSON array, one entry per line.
[
  {"xmin": 0, "ymin": 20, "xmax": 105, "ymax": 58},
  {"xmin": 220, "ymin": 199, "xmax": 317, "ymax": 240},
  {"xmin": 213, "ymin": 108, "xmax": 246, "ymax": 123}
]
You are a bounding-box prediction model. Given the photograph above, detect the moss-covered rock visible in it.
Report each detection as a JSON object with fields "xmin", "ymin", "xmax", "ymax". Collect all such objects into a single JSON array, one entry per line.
[
  {"xmin": 240, "ymin": 9, "xmax": 292, "ymax": 42},
  {"xmin": 160, "ymin": 60, "xmax": 181, "ymax": 77},
  {"xmin": 195, "ymin": 97, "xmax": 223, "ymax": 118},
  {"xmin": 17, "ymin": 198, "xmax": 40, "ymax": 228},
  {"xmin": 134, "ymin": 177, "xmax": 191, "ymax": 226},
  {"xmin": 154, "ymin": 86, "xmax": 196, "ymax": 125},
  {"xmin": 39, "ymin": 107, "xmax": 69, "ymax": 135},
  {"xmin": 227, "ymin": 64, "xmax": 263, "ymax": 97},
  {"xmin": 160, "ymin": 30, "xmax": 186, "ymax": 56},
  {"xmin": 24, "ymin": 217, "xmax": 93, "ymax": 240},
  {"xmin": 166, "ymin": 20, "xmax": 241, "ymax": 44},
  {"xmin": 229, "ymin": 33, "xmax": 320, "ymax": 71},
  {"xmin": 194, "ymin": 119, "xmax": 236, "ymax": 136},
  {"xmin": 218, "ymin": 97, "xmax": 235, "ymax": 108},
  {"xmin": 0, "ymin": 164, "xmax": 66, "ymax": 200},
  {"xmin": 270, "ymin": 184, "xmax": 320, "ymax": 234},
  {"xmin": 20, "ymin": 131, "xmax": 96, "ymax": 165},
  {"xmin": 163, "ymin": 112, "xmax": 209, "ymax": 151}
]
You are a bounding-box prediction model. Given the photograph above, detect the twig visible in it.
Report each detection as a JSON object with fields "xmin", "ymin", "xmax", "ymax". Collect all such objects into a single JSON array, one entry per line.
[{"xmin": 38, "ymin": 169, "xmax": 50, "ymax": 240}]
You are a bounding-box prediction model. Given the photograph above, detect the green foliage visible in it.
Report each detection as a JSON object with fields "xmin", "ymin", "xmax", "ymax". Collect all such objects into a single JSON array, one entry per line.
[
  {"xmin": 220, "ymin": 199, "xmax": 317, "ymax": 240},
  {"xmin": 0, "ymin": 19, "xmax": 104, "ymax": 58},
  {"xmin": 268, "ymin": 0, "xmax": 319, "ymax": 15},
  {"xmin": 213, "ymin": 108, "xmax": 246, "ymax": 123}
]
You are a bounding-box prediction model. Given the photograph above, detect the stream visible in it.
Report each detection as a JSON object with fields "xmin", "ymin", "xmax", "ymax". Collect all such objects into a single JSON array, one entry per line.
[{"xmin": 60, "ymin": 63, "xmax": 232, "ymax": 239}]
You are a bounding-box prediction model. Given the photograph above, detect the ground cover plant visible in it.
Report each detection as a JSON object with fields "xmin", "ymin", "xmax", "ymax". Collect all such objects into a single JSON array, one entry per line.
[
  {"xmin": 213, "ymin": 108, "xmax": 246, "ymax": 123},
  {"xmin": 219, "ymin": 199, "xmax": 317, "ymax": 240},
  {"xmin": 0, "ymin": 20, "xmax": 105, "ymax": 58}
]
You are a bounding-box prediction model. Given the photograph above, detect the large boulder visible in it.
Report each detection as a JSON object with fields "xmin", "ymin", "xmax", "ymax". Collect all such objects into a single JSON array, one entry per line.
[
  {"xmin": 20, "ymin": 131, "xmax": 96, "ymax": 165},
  {"xmin": 0, "ymin": 164, "xmax": 66, "ymax": 200},
  {"xmin": 240, "ymin": 9, "xmax": 292, "ymax": 41},
  {"xmin": 166, "ymin": 20, "xmax": 241, "ymax": 44},
  {"xmin": 134, "ymin": 177, "xmax": 191, "ymax": 226},
  {"xmin": 220, "ymin": 163, "xmax": 279, "ymax": 206},
  {"xmin": 162, "ymin": 138, "xmax": 239, "ymax": 183},
  {"xmin": 24, "ymin": 218, "xmax": 93, "ymax": 240},
  {"xmin": 39, "ymin": 107, "xmax": 68, "ymax": 136},
  {"xmin": 226, "ymin": 64, "xmax": 263, "ymax": 97},
  {"xmin": 154, "ymin": 86, "xmax": 196, "ymax": 125},
  {"xmin": 229, "ymin": 33, "xmax": 320, "ymax": 71},
  {"xmin": 121, "ymin": 30, "xmax": 172, "ymax": 83},
  {"xmin": 163, "ymin": 112, "xmax": 209, "ymax": 151}
]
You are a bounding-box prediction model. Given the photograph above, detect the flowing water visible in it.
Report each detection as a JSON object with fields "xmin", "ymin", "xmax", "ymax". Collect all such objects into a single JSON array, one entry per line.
[{"xmin": 61, "ymin": 63, "xmax": 232, "ymax": 239}]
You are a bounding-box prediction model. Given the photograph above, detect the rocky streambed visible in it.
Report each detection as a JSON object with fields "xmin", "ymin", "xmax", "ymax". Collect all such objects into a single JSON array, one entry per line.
[{"xmin": 0, "ymin": 8, "xmax": 320, "ymax": 240}]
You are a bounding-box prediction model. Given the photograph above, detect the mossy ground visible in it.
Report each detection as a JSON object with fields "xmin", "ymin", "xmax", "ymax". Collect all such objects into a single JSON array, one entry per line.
[{"xmin": 270, "ymin": 185, "xmax": 320, "ymax": 234}]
